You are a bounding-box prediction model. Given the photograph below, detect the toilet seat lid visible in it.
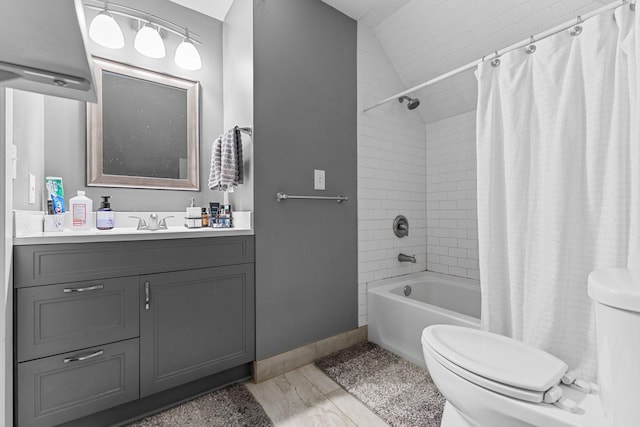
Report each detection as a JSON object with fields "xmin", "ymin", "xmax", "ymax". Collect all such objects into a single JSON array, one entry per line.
[{"xmin": 423, "ymin": 325, "xmax": 567, "ymax": 393}]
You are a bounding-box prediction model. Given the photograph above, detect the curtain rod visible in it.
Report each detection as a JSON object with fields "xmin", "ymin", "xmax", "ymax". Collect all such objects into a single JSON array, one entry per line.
[{"xmin": 363, "ymin": 0, "xmax": 633, "ymax": 113}]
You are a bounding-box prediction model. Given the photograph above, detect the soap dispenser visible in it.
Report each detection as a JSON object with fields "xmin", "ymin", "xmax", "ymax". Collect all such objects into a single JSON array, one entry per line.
[{"xmin": 96, "ymin": 196, "xmax": 115, "ymax": 230}]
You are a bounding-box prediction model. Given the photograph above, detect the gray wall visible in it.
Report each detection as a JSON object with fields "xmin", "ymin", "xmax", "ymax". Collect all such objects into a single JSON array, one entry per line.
[
  {"xmin": 43, "ymin": 0, "xmax": 231, "ymax": 212},
  {"xmin": 254, "ymin": 0, "xmax": 358, "ymax": 359},
  {"xmin": 224, "ymin": 0, "xmax": 254, "ymax": 212},
  {"xmin": 12, "ymin": 91, "xmax": 44, "ymax": 211}
]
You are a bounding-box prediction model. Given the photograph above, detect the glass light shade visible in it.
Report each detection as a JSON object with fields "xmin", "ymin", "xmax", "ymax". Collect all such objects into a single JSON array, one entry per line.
[
  {"xmin": 89, "ymin": 12, "xmax": 124, "ymax": 49},
  {"xmin": 134, "ymin": 24, "xmax": 165, "ymax": 58},
  {"xmin": 175, "ymin": 39, "xmax": 202, "ymax": 71}
]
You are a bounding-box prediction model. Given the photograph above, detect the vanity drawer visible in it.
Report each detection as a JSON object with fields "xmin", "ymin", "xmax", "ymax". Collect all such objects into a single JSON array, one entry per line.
[
  {"xmin": 17, "ymin": 339, "xmax": 139, "ymax": 427},
  {"xmin": 16, "ymin": 277, "xmax": 139, "ymax": 362},
  {"xmin": 14, "ymin": 236, "xmax": 255, "ymax": 287}
]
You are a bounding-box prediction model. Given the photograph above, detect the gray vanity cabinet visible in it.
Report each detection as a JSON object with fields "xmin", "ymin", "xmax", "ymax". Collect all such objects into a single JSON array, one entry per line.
[
  {"xmin": 140, "ymin": 264, "xmax": 255, "ymax": 396},
  {"xmin": 13, "ymin": 236, "xmax": 255, "ymax": 427}
]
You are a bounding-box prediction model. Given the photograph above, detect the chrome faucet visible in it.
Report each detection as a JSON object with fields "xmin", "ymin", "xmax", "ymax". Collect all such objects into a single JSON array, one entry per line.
[
  {"xmin": 157, "ymin": 215, "xmax": 174, "ymax": 229},
  {"xmin": 129, "ymin": 216, "xmax": 147, "ymax": 230},
  {"xmin": 398, "ymin": 253, "xmax": 416, "ymax": 263},
  {"xmin": 129, "ymin": 214, "xmax": 175, "ymax": 231},
  {"xmin": 148, "ymin": 213, "xmax": 159, "ymax": 230}
]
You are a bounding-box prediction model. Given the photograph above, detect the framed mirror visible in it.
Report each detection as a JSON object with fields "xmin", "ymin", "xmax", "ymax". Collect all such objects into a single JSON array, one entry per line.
[{"xmin": 87, "ymin": 57, "xmax": 199, "ymax": 191}]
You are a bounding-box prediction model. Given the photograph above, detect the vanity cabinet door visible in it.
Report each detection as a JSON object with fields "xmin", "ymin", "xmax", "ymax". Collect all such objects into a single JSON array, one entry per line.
[{"xmin": 139, "ymin": 264, "xmax": 255, "ymax": 397}]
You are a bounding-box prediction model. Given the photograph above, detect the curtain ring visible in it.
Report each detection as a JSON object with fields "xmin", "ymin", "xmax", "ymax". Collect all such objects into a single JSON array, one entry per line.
[
  {"xmin": 570, "ymin": 16, "xmax": 583, "ymax": 36},
  {"xmin": 525, "ymin": 35, "xmax": 536, "ymax": 54},
  {"xmin": 490, "ymin": 51, "xmax": 501, "ymax": 67}
]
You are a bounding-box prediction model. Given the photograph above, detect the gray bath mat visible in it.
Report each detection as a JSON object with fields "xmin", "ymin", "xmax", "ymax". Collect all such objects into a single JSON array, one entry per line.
[
  {"xmin": 126, "ymin": 383, "xmax": 273, "ymax": 427},
  {"xmin": 315, "ymin": 341, "xmax": 445, "ymax": 427}
]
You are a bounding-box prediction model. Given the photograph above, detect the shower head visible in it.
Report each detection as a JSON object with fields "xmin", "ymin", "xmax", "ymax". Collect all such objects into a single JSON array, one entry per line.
[{"xmin": 398, "ymin": 95, "xmax": 420, "ymax": 110}]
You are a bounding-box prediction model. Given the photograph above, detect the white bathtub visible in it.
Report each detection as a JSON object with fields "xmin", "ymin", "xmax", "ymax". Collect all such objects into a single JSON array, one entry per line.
[{"xmin": 368, "ymin": 271, "xmax": 481, "ymax": 367}]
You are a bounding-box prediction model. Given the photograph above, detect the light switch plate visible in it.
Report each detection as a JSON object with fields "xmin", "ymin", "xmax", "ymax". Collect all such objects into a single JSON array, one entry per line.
[
  {"xmin": 28, "ymin": 173, "xmax": 36, "ymax": 204},
  {"xmin": 314, "ymin": 169, "xmax": 325, "ymax": 190}
]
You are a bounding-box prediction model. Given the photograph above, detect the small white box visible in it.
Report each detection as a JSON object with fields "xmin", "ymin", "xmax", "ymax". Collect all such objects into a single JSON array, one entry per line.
[
  {"xmin": 184, "ymin": 217, "xmax": 202, "ymax": 228},
  {"xmin": 44, "ymin": 214, "xmax": 65, "ymax": 232}
]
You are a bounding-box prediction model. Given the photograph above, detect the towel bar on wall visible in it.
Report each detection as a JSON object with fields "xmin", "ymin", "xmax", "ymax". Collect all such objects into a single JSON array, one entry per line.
[
  {"xmin": 276, "ymin": 192, "xmax": 349, "ymax": 203},
  {"xmin": 237, "ymin": 126, "xmax": 252, "ymax": 136}
]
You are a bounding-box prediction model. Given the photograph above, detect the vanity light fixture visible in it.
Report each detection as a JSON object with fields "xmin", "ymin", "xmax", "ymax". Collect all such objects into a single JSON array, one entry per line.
[
  {"xmin": 134, "ymin": 22, "xmax": 166, "ymax": 59},
  {"xmin": 88, "ymin": 1, "xmax": 124, "ymax": 49},
  {"xmin": 174, "ymin": 31, "xmax": 202, "ymax": 71},
  {"xmin": 85, "ymin": 0, "xmax": 203, "ymax": 70}
]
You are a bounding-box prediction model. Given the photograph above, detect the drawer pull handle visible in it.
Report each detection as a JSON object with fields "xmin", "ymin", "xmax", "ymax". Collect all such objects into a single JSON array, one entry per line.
[
  {"xmin": 63, "ymin": 284, "xmax": 104, "ymax": 293},
  {"xmin": 63, "ymin": 350, "xmax": 104, "ymax": 363},
  {"xmin": 145, "ymin": 281, "xmax": 150, "ymax": 310}
]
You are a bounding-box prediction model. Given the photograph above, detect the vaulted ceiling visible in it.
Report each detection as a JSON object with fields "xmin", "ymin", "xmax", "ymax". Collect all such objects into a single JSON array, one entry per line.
[
  {"xmin": 174, "ymin": 0, "xmax": 613, "ymax": 123},
  {"xmin": 169, "ymin": 0, "xmax": 234, "ymax": 21},
  {"xmin": 325, "ymin": 0, "xmax": 612, "ymax": 122}
]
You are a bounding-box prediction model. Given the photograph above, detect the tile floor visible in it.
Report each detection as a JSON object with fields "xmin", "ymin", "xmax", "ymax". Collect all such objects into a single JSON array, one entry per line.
[{"xmin": 247, "ymin": 363, "xmax": 390, "ymax": 427}]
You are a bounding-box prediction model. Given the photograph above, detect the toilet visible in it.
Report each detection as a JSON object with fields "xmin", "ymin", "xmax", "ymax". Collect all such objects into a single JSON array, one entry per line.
[{"xmin": 421, "ymin": 268, "xmax": 640, "ymax": 427}]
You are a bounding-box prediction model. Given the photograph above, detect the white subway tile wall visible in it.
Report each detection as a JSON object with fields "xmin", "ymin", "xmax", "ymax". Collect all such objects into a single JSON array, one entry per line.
[
  {"xmin": 426, "ymin": 111, "xmax": 479, "ymax": 280},
  {"xmin": 357, "ymin": 25, "xmax": 427, "ymax": 326},
  {"xmin": 356, "ymin": 0, "xmax": 611, "ymax": 325}
]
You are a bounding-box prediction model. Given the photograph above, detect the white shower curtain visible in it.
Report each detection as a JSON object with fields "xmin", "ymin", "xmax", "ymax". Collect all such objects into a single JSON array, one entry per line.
[{"xmin": 476, "ymin": 5, "xmax": 640, "ymax": 381}]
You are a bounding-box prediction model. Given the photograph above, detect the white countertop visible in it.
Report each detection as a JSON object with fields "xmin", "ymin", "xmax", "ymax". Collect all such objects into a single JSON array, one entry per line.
[{"xmin": 13, "ymin": 210, "xmax": 253, "ymax": 245}]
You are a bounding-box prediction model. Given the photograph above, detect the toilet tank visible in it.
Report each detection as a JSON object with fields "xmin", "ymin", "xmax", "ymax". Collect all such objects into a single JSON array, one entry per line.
[{"xmin": 588, "ymin": 268, "xmax": 640, "ymax": 427}]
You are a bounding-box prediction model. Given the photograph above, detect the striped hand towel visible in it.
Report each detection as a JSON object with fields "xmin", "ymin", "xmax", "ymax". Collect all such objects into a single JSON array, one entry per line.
[
  {"xmin": 234, "ymin": 126, "xmax": 244, "ymax": 185},
  {"xmin": 208, "ymin": 136, "xmax": 222, "ymax": 190},
  {"xmin": 208, "ymin": 128, "xmax": 244, "ymax": 191}
]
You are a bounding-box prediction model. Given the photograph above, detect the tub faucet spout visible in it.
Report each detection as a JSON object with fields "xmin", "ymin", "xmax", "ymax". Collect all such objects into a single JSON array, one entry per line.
[{"xmin": 398, "ymin": 253, "xmax": 416, "ymax": 263}]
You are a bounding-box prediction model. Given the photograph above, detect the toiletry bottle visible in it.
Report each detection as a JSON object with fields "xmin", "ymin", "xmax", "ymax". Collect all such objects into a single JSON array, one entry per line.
[
  {"xmin": 96, "ymin": 196, "xmax": 115, "ymax": 230},
  {"xmin": 209, "ymin": 202, "xmax": 220, "ymax": 227},
  {"xmin": 222, "ymin": 204, "xmax": 232, "ymax": 227},
  {"xmin": 69, "ymin": 191, "xmax": 93, "ymax": 230},
  {"xmin": 201, "ymin": 208, "xmax": 209, "ymax": 227}
]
